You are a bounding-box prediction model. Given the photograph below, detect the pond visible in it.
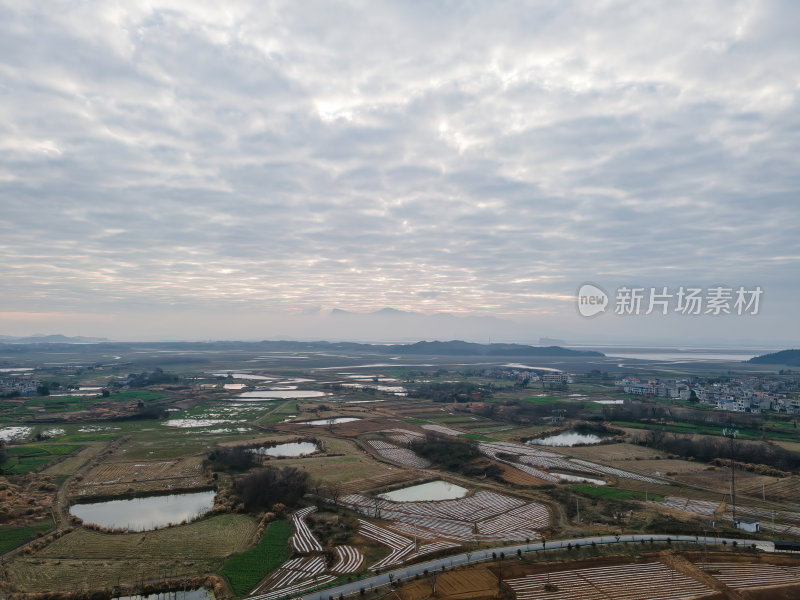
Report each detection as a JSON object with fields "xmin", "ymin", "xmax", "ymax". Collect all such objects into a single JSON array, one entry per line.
[
  {"xmin": 527, "ymin": 431, "xmax": 608, "ymax": 447},
  {"xmin": 301, "ymin": 417, "xmax": 360, "ymax": 425},
  {"xmin": 0, "ymin": 426, "xmax": 32, "ymax": 441},
  {"xmin": 239, "ymin": 390, "xmax": 326, "ymax": 399},
  {"xmin": 249, "ymin": 441, "xmax": 319, "ymax": 457},
  {"xmin": 378, "ymin": 480, "xmax": 468, "ymax": 502},
  {"xmin": 69, "ymin": 490, "xmax": 216, "ymax": 531},
  {"xmin": 162, "ymin": 418, "xmax": 238, "ymax": 428}
]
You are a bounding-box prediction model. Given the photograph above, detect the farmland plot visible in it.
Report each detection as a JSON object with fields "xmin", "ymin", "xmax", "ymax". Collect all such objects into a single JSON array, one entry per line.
[
  {"xmin": 478, "ymin": 440, "xmax": 661, "ymax": 484},
  {"xmin": 652, "ymin": 497, "xmax": 720, "ymax": 516},
  {"xmin": 421, "ymin": 424, "xmax": 463, "ymax": 436},
  {"xmin": 506, "ymin": 562, "xmax": 711, "ymax": 600},
  {"xmin": 367, "ymin": 440, "xmax": 430, "ymax": 468},
  {"xmin": 72, "ymin": 456, "xmax": 208, "ymax": 497},
  {"xmin": 698, "ymin": 562, "xmax": 800, "ymax": 589},
  {"xmin": 383, "ymin": 428, "xmax": 424, "ymax": 445}
]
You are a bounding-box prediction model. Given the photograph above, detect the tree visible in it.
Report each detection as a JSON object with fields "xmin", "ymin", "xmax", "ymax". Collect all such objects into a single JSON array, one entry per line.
[
  {"xmin": 235, "ymin": 466, "xmax": 310, "ymax": 511},
  {"xmin": 324, "ymin": 480, "xmax": 343, "ymax": 506},
  {"xmin": 36, "ymin": 384, "xmax": 50, "ymax": 396},
  {"xmin": 0, "ymin": 440, "xmax": 8, "ymax": 473}
]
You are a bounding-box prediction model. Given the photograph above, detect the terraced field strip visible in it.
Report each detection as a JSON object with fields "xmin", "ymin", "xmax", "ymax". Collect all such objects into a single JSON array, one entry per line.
[
  {"xmin": 729, "ymin": 504, "xmax": 800, "ymax": 525},
  {"xmin": 367, "ymin": 440, "xmax": 430, "ymax": 468},
  {"xmin": 698, "ymin": 562, "xmax": 800, "ymax": 589},
  {"xmin": 358, "ymin": 520, "xmax": 460, "ymax": 570},
  {"xmin": 403, "ymin": 540, "xmax": 460, "ymax": 562},
  {"xmin": 331, "ymin": 545, "xmax": 364, "ymax": 573},
  {"xmin": 255, "ymin": 556, "xmax": 327, "ymax": 593},
  {"xmin": 382, "ymin": 428, "xmax": 424, "ymax": 445},
  {"xmin": 653, "ymin": 497, "xmax": 720, "ymax": 516},
  {"xmin": 291, "ymin": 507, "xmax": 323, "ymax": 553},
  {"xmin": 421, "ymin": 424, "xmax": 463, "ymax": 436},
  {"xmin": 358, "ymin": 520, "xmax": 416, "ymax": 570},
  {"xmin": 507, "ymin": 562, "xmax": 712, "ymax": 600},
  {"xmin": 569, "ymin": 458, "xmax": 662, "ymax": 484},
  {"xmin": 478, "ymin": 442, "xmax": 561, "ymax": 483},
  {"xmin": 248, "ymin": 574, "xmax": 337, "ymax": 600}
]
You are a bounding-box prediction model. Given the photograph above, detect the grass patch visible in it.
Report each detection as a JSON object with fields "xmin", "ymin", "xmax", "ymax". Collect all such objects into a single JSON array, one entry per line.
[
  {"xmin": 108, "ymin": 390, "xmax": 165, "ymax": 402},
  {"xmin": 403, "ymin": 418, "xmax": 426, "ymax": 424},
  {"xmin": 574, "ymin": 484, "xmax": 664, "ymax": 502},
  {"xmin": 0, "ymin": 520, "xmax": 53, "ymax": 553},
  {"xmin": 611, "ymin": 420, "xmax": 799, "ymax": 441},
  {"xmin": 461, "ymin": 432, "xmax": 494, "ymax": 441},
  {"xmin": 219, "ymin": 519, "xmax": 293, "ymax": 597}
]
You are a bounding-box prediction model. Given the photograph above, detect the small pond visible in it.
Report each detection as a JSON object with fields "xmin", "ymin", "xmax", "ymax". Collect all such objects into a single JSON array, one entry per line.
[
  {"xmin": 249, "ymin": 441, "xmax": 318, "ymax": 457},
  {"xmin": 302, "ymin": 417, "xmax": 360, "ymax": 426},
  {"xmin": 553, "ymin": 472, "xmax": 607, "ymax": 485},
  {"xmin": 0, "ymin": 426, "xmax": 32, "ymax": 441},
  {"xmin": 378, "ymin": 480, "xmax": 468, "ymax": 502},
  {"xmin": 70, "ymin": 490, "xmax": 216, "ymax": 531},
  {"xmin": 527, "ymin": 431, "xmax": 608, "ymax": 447},
  {"xmin": 239, "ymin": 390, "xmax": 326, "ymax": 399}
]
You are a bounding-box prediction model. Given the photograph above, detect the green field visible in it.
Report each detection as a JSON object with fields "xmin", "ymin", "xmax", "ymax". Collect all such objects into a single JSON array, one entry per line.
[
  {"xmin": 0, "ymin": 520, "xmax": 53, "ymax": 553},
  {"xmin": 2, "ymin": 443, "xmax": 82, "ymax": 473},
  {"xmin": 220, "ymin": 519, "xmax": 293, "ymax": 597},
  {"xmin": 573, "ymin": 484, "xmax": 664, "ymax": 502},
  {"xmin": 612, "ymin": 420, "xmax": 800, "ymax": 441}
]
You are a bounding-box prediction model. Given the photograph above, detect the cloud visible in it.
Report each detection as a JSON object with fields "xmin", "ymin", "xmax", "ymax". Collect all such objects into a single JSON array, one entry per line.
[{"xmin": 0, "ymin": 0, "xmax": 798, "ymax": 342}]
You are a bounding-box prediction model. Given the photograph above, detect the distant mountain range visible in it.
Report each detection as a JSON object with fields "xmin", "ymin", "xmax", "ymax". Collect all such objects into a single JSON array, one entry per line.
[
  {"xmin": 749, "ymin": 349, "xmax": 800, "ymax": 366},
  {"xmin": 0, "ymin": 334, "xmax": 109, "ymax": 343},
  {"xmin": 0, "ymin": 337, "xmax": 603, "ymax": 357}
]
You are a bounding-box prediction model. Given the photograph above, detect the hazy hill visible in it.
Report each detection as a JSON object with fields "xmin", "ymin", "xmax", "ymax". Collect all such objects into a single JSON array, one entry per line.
[{"xmin": 749, "ymin": 349, "xmax": 800, "ymax": 366}]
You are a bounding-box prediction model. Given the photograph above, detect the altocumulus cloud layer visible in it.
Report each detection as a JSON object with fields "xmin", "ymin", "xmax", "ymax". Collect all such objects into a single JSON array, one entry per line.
[{"xmin": 0, "ymin": 1, "xmax": 798, "ymax": 342}]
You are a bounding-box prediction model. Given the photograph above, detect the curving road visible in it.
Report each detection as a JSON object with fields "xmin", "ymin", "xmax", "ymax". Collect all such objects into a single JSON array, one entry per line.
[{"xmin": 290, "ymin": 534, "xmax": 776, "ymax": 600}]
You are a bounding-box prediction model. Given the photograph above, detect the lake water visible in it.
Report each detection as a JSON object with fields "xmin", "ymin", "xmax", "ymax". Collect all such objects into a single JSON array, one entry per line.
[
  {"xmin": 70, "ymin": 490, "xmax": 215, "ymax": 531},
  {"xmin": 527, "ymin": 432, "xmax": 607, "ymax": 447},
  {"xmin": 210, "ymin": 372, "xmax": 271, "ymax": 380},
  {"xmin": 378, "ymin": 480, "xmax": 468, "ymax": 502},
  {"xmin": 239, "ymin": 390, "xmax": 325, "ymax": 399},
  {"xmin": 250, "ymin": 441, "xmax": 318, "ymax": 457},
  {"xmin": 302, "ymin": 417, "xmax": 360, "ymax": 425}
]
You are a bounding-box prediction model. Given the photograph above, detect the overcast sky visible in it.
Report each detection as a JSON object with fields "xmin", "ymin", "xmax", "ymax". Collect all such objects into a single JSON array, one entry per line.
[{"xmin": 1, "ymin": 1, "xmax": 798, "ymax": 344}]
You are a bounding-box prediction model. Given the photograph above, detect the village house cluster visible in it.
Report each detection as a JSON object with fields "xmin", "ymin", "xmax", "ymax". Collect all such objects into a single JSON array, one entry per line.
[{"xmin": 616, "ymin": 376, "xmax": 800, "ymax": 414}]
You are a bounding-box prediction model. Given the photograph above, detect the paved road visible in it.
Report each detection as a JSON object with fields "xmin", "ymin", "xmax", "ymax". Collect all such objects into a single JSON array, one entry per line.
[{"xmin": 293, "ymin": 534, "xmax": 775, "ymax": 600}]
